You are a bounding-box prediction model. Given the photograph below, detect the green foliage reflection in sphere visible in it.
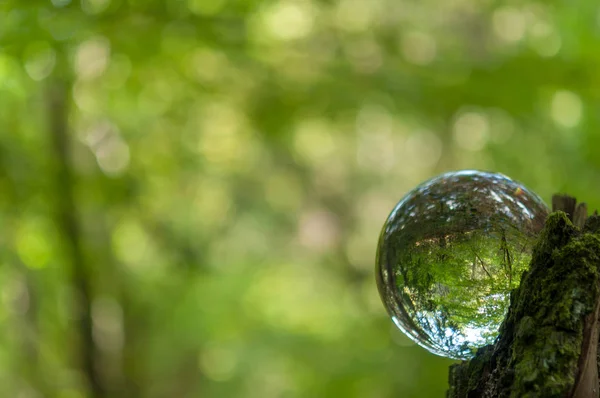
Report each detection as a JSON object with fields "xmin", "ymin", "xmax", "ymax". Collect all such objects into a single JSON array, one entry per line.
[{"xmin": 376, "ymin": 170, "xmax": 549, "ymax": 359}]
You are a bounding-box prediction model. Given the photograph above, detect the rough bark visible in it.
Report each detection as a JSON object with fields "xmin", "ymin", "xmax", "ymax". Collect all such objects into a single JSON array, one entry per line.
[{"xmin": 447, "ymin": 195, "xmax": 600, "ymax": 398}]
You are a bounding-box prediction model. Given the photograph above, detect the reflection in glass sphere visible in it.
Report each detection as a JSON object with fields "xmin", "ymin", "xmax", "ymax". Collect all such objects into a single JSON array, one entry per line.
[{"xmin": 376, "ymin": 170, "xmax": 549, "ymax": 359}]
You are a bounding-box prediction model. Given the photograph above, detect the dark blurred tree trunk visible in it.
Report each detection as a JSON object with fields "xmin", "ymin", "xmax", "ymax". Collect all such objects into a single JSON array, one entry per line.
[
  {"xmin": 47, "ymin": 78, "xmax": 105, "ymax": 398},
  {"xmin": 447, "ymin": 195, "xmax": 600, "ymax": 398}
]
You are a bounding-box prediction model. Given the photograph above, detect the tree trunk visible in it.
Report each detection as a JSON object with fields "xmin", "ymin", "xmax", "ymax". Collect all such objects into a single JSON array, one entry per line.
[
  {"xmin": 47, "ymin": 78, "xmax": 105, "ymax": 397},
  {"xmin": 447, "ymin": 195, "xmax": 600, "ymax": 398}
]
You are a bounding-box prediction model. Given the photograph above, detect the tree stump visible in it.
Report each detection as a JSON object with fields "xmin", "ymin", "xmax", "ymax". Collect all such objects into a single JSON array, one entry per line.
[{"xmin": 447, "ymin": 195, "xmax": 600, "ymax": 398}]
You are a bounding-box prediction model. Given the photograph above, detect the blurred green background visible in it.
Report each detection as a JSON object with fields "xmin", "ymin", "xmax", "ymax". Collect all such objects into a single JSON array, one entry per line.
[{"xmin": 1, "ymin": 0, "xmax": 599, "ymax": 397}]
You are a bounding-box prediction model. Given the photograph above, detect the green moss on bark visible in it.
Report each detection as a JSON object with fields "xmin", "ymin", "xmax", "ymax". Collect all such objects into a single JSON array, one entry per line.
[{"xmin": 448, "ymin": 212, "xmax": 600, "ymax": 398}]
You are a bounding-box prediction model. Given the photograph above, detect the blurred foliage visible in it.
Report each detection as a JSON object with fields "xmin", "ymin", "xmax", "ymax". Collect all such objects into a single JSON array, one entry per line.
[{"xmin": 0, "ymin": 0, "xmax": 599, "ymax": 397}]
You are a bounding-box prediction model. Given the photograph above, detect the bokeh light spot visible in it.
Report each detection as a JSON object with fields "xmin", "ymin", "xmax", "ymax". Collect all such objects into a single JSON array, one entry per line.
[
  {"xmin": 334, "ymin": 0, "xmax": 379, "ymax": 32},
  {"xmin": 197, "ymin": 103, "xmax": 257, "ymax": 171},
  {"xmin": 185, "ymin": 48, "xmax": 229, "ymax": 84},
  {"xmin": 293, "ymin": 118, "xmax": 336, "ymax": 165},
  {"xmin": 401, "ymin": 31, "xmax": 437, "ymax": 66},
  {"xmin": 193, "ymin": 180, "xmax": 233, "ymax": 229},
  {"xmin": 199, "ymin": 345, "xmax": 238, "ymax": 381},
  {"xmin": 24, "ymin": 41, "xmax": 56, "ymax": 81},
  {"xmin": 298, "ymin": 209, "xmax": 340, "ymax": 251},
  {"xmin": 16, "ymin": 219, "xmax": 52, "ymax": 269},
  {"xmin": 493, "ymin": 7, "xmax": 527, "ymax": 43},
  {"xmin": 81, "ymin": 0, "xmax": 111, "ymax": 15},
  {"xmin": 528, "ymin": 21, "xmax": 561, "ymax": 57},
  {"xmin": 488, "ymin": 109, "xmax": 516, "ymax": 144},
  {"xmin": 551, "ymin": 90, "xmax": 583, "ymax": 128},
  {"xmin": 83, "ymin": 121, "xmax": 130, "ymax": 176},
  {"xmin": 262, "ymin": 1, "xmax": 315, "ymax": 41},
  {"xmin": 75, "ymin": 36, "xmax": 110, "ymax": 80},
  {"xmin": 102, "ymin": 145, "xmax": 130, "ymax": 176},
  {"xmin": 0, "ymin": 54, "xmax": 26, "ymax": 95},
  {"xmin": 244, "ymin": 264, "xmax": 347, "ymax": 339},
  {"xmin": 112, "ymin": 219, "xmax": 153, "ymax": 270},
  {"xmin": 346, "ymin": 230, "xmax": 375, "ymax": 271},
  {"xmin": 72, "ymin": 81, "xmax": 98, "ymax": 112},
  {"xmin": 453, "ymin": 111, "xmax": 490, "ymax": 151},
  {"xmin": 356, "ymin": 111, "xmax": 396, "ymax": 173},
  {"xmin": 402, "ymin": 131, "xmax": 442, "ymax": 172}
]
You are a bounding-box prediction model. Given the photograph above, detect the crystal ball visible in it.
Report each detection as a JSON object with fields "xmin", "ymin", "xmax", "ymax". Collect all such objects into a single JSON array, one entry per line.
[{"xmin": 376, "ymin": 170, "xmax": 549, "ymax": 359}]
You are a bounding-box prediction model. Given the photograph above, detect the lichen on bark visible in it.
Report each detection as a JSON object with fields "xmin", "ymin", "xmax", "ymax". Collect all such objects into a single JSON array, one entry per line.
[{"xmin": 447, "ymin": 211, "xmax": 600, "ymax": 398}]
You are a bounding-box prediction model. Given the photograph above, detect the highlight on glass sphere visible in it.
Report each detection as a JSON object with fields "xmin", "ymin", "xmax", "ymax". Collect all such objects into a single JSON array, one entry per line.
[{"xmin": 375, "ymin": 170, "xmax": 549, "ymax": 359}]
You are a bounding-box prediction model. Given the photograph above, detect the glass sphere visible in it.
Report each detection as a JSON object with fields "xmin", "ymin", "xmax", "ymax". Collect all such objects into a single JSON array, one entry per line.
[{"xmin": 376, "ymin": 170, "xmax": 549, "ymax": 359}]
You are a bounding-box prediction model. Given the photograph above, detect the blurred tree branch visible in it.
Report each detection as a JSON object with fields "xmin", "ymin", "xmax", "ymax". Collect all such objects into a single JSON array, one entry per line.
[{"xmin": 47, "ymin": 77, "xmax": 105, "ymax": 397}]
